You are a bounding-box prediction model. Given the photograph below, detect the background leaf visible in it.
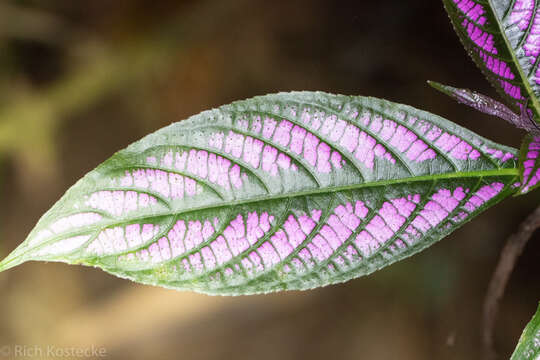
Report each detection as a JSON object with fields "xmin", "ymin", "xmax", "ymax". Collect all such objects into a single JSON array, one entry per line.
[
  {"xmin": 0, "ymin": 92, "xmax": 520, "ymax": 295},
  {"xmin": 442, "ymin": 0, "xmax": 540, "ymax": 121},
  {"xmin": 518, "ymin": 134, "xmax": 540, "ymax": 194},
  {"xmin": 511, "ymin": 302, "xmax": 540, "ymax": 360}
]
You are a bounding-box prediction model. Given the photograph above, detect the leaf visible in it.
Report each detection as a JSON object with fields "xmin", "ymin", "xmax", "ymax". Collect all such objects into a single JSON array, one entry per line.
[
  {"xmin": 518, "ymin": 134, "xmax": 540, "ymax": 194},
  {"xmin": 511, "ymin": 302, "xmax": 540, "ymax": 360},
  {"xmin": 442, "ymin": 0, "xmax": 540, "ymax": 121},
  {"xmin": 428, "ymin": 80, "xmax": 540, "ymax": 133},
  {"xmin": 0, "ymin": 92, "xmax": 520, "ymax": 295}
]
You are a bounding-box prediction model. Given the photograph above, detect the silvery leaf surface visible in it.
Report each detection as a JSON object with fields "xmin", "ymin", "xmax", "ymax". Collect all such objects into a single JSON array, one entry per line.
[{"xmin": 0, "ymin": 92, "xmax": 520, "ymax": 295}]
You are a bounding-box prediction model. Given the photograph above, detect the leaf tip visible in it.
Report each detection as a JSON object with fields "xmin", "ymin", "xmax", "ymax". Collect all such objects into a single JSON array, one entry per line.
[
  {"xmin": 427, "ymin": 80, "xmax": 458, "ymax": 98},
  {"xmin": 0, "ymin": 250, "xmax": 27, "ymax": 273}
]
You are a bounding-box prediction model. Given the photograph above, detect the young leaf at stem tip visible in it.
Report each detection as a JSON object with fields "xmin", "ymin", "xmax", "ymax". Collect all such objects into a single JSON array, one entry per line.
[{"xmin": 428, "ymin": 80, "xmax": 540, "ymax": 134}]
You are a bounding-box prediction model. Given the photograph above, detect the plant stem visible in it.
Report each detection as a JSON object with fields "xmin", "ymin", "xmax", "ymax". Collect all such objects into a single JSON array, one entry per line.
[{"xmin": 482, "ymin": 204, "xmax": 540, "ymax": 360}]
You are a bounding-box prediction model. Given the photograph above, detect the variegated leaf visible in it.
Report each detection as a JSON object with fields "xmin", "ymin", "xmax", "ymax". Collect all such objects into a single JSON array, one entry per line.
[
  {"xmin": 511, "ymin": 303, "xmax": 540, "ymax": 360},
  {"xmin": 443, "ymin": 0, "xmax": 540, "ymax": 121},
  {"xmin": 518, "ymin": 134, "xmax": 540, "ymax": 193},
  {"xmin": 0, "ymin": 92, "xmax": 520, "ymax": 295}
]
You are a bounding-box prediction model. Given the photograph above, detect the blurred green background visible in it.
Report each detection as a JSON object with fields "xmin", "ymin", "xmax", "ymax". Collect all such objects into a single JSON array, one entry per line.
[{"xmin": 0, "ymin": 1, "xmax": 538, "ymax": 359}]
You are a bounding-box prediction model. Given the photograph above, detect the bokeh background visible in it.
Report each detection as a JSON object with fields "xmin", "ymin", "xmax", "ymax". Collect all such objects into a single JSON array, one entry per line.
[{"xmin": 0, "ymin": 1, "xmax": 538, "ymax": 359}]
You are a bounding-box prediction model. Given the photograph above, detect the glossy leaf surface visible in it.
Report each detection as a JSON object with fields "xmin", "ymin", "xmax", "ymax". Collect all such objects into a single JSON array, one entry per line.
[
  {"xmin": 519, "ymin": 134, "xmax": 540, "ymax": 193},
  {"xmin": 511, "ymin": 303, "xmax": 540, "ymax": 360},
  {"xmin": 0, "ymin": 92, "xmax": 520, "ymax": 295},
  {"xmin": 443, "ymin": 0, "xmax": 540, "ymax": 120}
]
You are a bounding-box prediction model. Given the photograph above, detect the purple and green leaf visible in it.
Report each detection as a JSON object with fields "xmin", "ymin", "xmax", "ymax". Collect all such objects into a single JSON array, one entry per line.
[
  {"xmin": 442, "ymin": 0, "xmax": 540, "ymax": 122},
  {"xmin": 429, "ymin": 80, "xmax": 540, "ymax": 133},
  {"xmin": 518, "ymin": 134, "xmax": 540, "ymax": 193},
  {"xmin": 511, "ymin": 303, "xmax": 540, "ymax": 360},
  {"xmin": 0, "ymin": 92, "xmax": 520, "ymax": 295}
]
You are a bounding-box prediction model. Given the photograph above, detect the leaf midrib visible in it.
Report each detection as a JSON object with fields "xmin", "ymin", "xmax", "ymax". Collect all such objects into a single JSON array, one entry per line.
[
  {"xmin": 11, "ymin": 167, "xmax": 519, "ymax": 259},
  {"xmin": 0, "ymin": 167, "xmax": 519, "ymax": 273},
  {"xmin": 110, "ymin": 168, "xmax": 517, "ymax": 277},
  {"xmin": 158, "ymin": 166, "xmax": 515, "ymax": 214}
]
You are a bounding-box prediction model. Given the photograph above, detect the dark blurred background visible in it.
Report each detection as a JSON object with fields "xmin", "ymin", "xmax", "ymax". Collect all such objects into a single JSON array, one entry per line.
[{"xmin": 0, "ymin": 1, "xmax": 538, "ymax": 359}]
